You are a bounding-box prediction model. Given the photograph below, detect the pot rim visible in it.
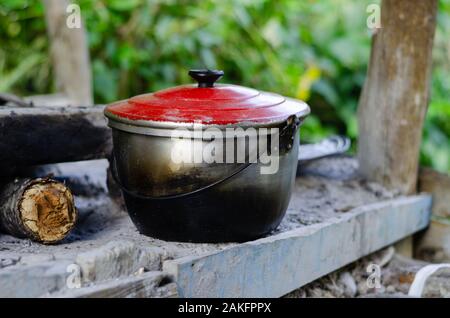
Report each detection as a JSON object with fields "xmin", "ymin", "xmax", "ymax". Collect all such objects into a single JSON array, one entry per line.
[{"xmin": 105, "ymin": 97, "xmax": 310, "ymax": 138}]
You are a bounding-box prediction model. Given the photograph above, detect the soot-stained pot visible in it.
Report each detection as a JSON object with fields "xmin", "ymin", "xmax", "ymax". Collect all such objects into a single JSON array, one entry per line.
[{"xmin": 104, "ymin": 69, "xmax": 310, "ymax": 243}]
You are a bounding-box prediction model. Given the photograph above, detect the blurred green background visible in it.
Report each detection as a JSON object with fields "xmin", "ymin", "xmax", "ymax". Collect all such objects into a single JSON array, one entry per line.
[{"xmin": 1, "ymin": 0, "xmax": 449, "ymax": 172}]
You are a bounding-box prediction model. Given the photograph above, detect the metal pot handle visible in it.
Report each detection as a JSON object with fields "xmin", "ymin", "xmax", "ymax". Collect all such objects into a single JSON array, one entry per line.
[
  {"xmin": 110, "ymin": 155, "xmax": 254, "ymax": 201},
  {"xmin": 110, "ymin": 116, "xmax": 301, "ymax": 201}
]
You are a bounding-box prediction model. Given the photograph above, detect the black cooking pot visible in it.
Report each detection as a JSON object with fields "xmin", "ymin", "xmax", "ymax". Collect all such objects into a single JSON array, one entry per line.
[{"xmin": 105, "ymin": 69, "xmax": 310, "ymax": 243}]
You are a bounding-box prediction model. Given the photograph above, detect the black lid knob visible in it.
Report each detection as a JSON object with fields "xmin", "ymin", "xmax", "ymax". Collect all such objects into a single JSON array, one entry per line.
[{"xmin": 189, "ymin": 69, "xmax": 224, "ymax": 88}]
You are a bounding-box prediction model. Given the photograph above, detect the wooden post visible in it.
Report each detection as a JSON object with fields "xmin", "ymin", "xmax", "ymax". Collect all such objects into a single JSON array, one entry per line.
[
  {"xmin": 43, "ymin": 0, "xmax": 93, "ymax": 105},
  {"xmin": 0, "ymin": 178, "xmax": 77, "ymax": 244},
  {"xmin": 357, "ymin": 0, "xmax": 438, "ymax": 195}
]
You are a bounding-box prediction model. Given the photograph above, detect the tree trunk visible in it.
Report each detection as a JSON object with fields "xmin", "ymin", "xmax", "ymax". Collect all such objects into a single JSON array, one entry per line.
[
  {"xmin": 357, "ymin": 0, "xmax": 438, "ymax": 195},
  {"xmin": 0, "ymin": 178, "xmax": 77, "ymax": 244},
  {"xmin": 43, "ymin": 0, "xmax": 93, "ymax": 105}
]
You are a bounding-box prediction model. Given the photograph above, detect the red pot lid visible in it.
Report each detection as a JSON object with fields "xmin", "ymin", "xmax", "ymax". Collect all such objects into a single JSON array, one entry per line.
[{"xmin": 105, "ymin": 69, "xmax": 309, "ymax": 126}]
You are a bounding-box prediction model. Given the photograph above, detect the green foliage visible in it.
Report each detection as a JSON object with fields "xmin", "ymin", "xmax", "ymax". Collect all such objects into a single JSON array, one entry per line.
[
  {"xmin": 0, "ymin": 1, "xmax": 49, "ymax": 93},
  {"xmin": 0, "ymin": 0, "xmax": 449, "ymax": 172}
]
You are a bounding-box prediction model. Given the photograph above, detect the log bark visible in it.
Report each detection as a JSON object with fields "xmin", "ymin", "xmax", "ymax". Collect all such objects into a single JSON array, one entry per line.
[
  {"xmin": 43, "ymin": 0, "xmax": 93, "ymax": 105},
  {"xmin": 357, "ymin": 0, "xmax": 438, "ymax": 195},
  {"xmin": 0, "ymin": 106, "xmax": 111, "ymax": 174},
  {"xmin": 0, "ymin": 178, "xmax": 77, "ymax": 243}
]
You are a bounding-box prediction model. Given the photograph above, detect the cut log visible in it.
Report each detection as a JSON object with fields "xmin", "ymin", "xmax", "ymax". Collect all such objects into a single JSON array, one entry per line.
[
  {"xmin": 0, "ymin": 178, "xmax": 77, "ymax": 244},
  {"xmin": 0, "ymin": 106, "xmax": 111, "ymax": 174},
  {"xmin": 357, "ymin": 0, "xmax": 438, "ymax": 195}
]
